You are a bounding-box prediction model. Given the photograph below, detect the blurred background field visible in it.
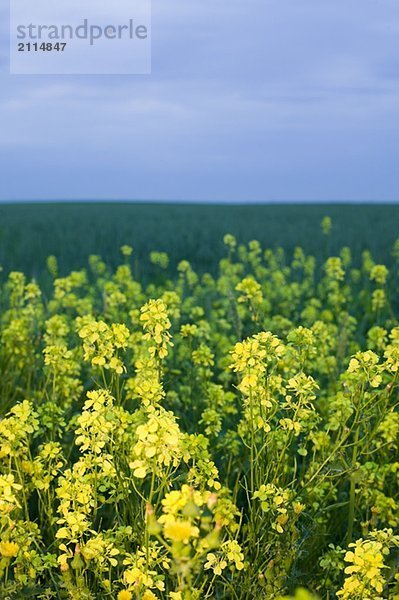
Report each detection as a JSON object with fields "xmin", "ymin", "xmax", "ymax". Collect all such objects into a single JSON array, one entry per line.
[{"xmin": 0, "ymin": 202, "xmax": 398, "ymax": 280}]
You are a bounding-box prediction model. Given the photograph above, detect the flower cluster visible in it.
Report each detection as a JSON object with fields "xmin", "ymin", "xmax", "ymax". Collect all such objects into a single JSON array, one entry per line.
[
  {"xmin": 78, "ymin": 318, "xmax": 129, "ymax": 374},
  {"xmin": 337, "ymin": 530, "xmax": 399, "ymax": 599},
  {"xmin": 147, "ymin": 483, "xmax": 243, "ymax": 594},
  {"xmin": 2, "ymin": 228, "xmax": 399, "ymax": 598},
  {"xmin": 253, "ymin": 484, "xmax": 303, "ymax": 534},
  {"xmin": 129, "ymin": 407, "xmax": 183, "ymax": 479},
  {"xmin": 140, "ymin": 299, "xmax": 173, "ymax": 359}
]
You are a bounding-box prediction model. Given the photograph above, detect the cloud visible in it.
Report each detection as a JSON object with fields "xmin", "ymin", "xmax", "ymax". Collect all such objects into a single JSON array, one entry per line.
[{"xmin": 0, "ymin": 0, "xmax": 399, "ymax": 201}]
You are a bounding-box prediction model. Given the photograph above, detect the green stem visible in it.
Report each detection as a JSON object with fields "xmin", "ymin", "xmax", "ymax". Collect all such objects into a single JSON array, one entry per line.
[{"xmin": 346, "ymin": 425, "xmax": 360, "ymax": 545}]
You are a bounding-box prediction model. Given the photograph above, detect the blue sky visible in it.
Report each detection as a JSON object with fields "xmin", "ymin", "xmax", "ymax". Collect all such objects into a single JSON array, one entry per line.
[{"xmin": 1, "ymin": 0, "xmax": 399, "ymax": 202}]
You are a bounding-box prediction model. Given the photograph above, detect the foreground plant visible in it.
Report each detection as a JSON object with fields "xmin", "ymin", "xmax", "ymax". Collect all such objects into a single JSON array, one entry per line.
[{"xmin": 1, "ymin": 227, "xmax": 399, "ymax": 598}]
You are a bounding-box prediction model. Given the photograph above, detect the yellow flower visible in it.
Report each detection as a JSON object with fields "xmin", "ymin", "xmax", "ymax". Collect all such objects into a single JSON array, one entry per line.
[
  {"xmin": 140, "ymin": 299, "xmax": 173, "ymax": 359},
  {"xmin": 204, "ymin": 552, "xmax": 227, "ymax": 575},
  {"xmin": 0, "ymin": 541, "xmax": 19, "ymax": 558},
  {"xmin": 236, "ymin": 276, "xmax": 263, "ymax": 305},
  {"xmin": 338, "ymin": 538, "xmax": 388, "ymax": 599},
  {"xmin": 162, "ymin": 517, "xmax": 199, "ymax": 543},
  {"xmin": 78, "ymin": 319, "xmax": 129, "ymax": 373},
  {"xmin": 161, "ymin": 485, "xmax": 204, "ymax": 515},
  {"xmin": 120, "ymin": 245, "xmax": 133, "ymax": 257},
  {"xmin": 118, "ymin": 591, "xmax": 133, "ymax": 600},
  {"xmin": 224, "ymin": 540, "xmax": 245, "ymax": 570},
  {"xmin": 0, "ymin": 474, "xmax": 22, "ymax": 514},
  {"xmin": 130, "ymin": 408, "xmax": 183, "ymax": 478},
  {"xmin": 130, "ymin": 461, "xmax": 147, "ymax": 479},
  {"xmin": 142, "ymin": 591, "xmax": 157, "ymax": 600},
  {"xmin": 293, "ymin": 502, "xmax": 305, "ymax": 515}
]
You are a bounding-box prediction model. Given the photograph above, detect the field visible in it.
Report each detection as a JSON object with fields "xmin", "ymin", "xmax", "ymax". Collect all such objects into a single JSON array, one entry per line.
[
  {"xmin": 1, "ymin": 202, "xmax": 399, "ymax": 280},
  {"xmin": 1, "ymin": 203, "xmax": 399, "ymax": 599}
]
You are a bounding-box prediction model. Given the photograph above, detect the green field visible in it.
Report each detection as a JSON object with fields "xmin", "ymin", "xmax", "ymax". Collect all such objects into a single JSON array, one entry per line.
[
  {"xmin": 2, "ymin": 201, "xmax": 399, "ymax": 599},
  {"xmin": 0, "ymin": 202, "xmax": 398, "ymax": 280}
]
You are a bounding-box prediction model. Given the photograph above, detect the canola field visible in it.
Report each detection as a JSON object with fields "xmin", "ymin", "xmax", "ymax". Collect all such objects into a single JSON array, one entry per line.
[
  {"xmin": 1, "ymin": 202, "xmax": 399, "ymax": 281},
  {"xmin": 1, "ymin": 216, "xmax": 399, "ymax": 599}
]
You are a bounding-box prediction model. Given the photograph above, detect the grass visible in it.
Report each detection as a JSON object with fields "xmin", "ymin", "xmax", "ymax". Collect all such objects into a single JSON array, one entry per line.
[{"xmin": 0, "ymin": 202, "xmax": 399, "ymax": 280}]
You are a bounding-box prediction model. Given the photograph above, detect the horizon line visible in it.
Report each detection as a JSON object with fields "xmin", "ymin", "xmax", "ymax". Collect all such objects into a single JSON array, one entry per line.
[{"xmin": 1, "ymin": 199, "xmax": 399, "ymax": 206}]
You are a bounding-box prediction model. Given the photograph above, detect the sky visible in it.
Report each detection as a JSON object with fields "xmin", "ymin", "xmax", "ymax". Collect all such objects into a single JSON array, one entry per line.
[{"xmin": 0, "ymin": 0, "xmax": 399, "ymax": 202}]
